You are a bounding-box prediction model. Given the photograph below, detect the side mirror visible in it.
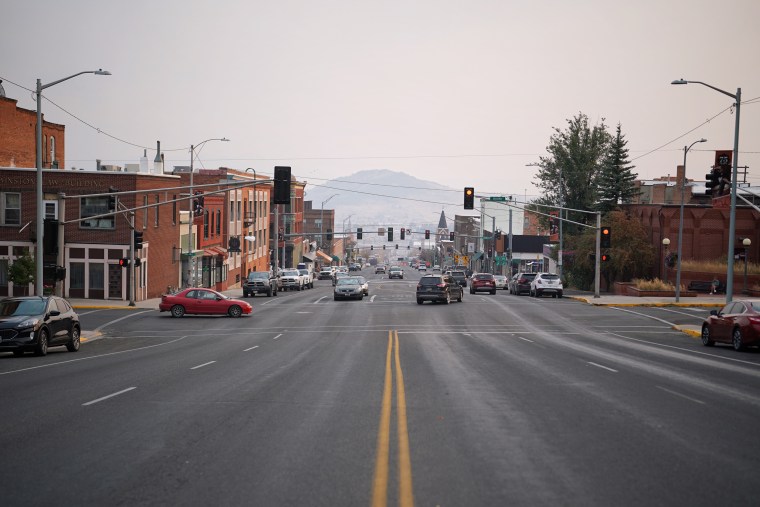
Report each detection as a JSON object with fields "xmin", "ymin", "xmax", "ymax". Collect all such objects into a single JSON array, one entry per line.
[
  {"xmin": 710, "ymin": 310, "xmax": 718, "ymax": 316},
  {"xmin": 49, "ymin": 310, "xmax": 61, "ymax": 317}
]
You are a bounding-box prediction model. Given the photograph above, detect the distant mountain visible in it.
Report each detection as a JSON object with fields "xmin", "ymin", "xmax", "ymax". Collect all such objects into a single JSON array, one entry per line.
[{"xmin": 304, "ymin": 169, "xmax": 459, "ymax": 231}]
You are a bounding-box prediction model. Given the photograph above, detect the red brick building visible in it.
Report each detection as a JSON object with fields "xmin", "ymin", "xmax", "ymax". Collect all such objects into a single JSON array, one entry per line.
[{"xmin": 0, "ymin": 96, "xmax": 65, "ymax": 169}]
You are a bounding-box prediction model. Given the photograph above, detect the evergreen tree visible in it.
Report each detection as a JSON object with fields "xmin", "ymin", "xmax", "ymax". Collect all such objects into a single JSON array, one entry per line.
[{"xmin": 596, "ymin": 123, "xmax": 638, "ymax": 212}]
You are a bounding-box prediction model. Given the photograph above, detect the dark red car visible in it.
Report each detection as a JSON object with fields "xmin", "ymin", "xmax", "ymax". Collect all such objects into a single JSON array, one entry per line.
[
  {"xmin": 159, "ymin": 288, "xmax": 252, "ymax": 318},
  {"xmin": 701, "ymin": 299, "xmax": 760, "ymax": 351},
  {"xmin": 469, "ymin": 273, "xmax": 496, "ymax": 295}
]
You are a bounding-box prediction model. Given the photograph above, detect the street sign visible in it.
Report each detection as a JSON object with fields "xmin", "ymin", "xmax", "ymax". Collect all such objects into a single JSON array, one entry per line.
[{"xmin": 488, "ymin": 196, "xmax": 507, "ymax": 201}]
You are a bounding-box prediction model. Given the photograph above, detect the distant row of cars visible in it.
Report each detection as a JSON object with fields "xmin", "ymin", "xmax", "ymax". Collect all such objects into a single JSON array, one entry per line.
[{"xmin": 507, "ymin": 272, "xmax": 563, "ymax": 298}]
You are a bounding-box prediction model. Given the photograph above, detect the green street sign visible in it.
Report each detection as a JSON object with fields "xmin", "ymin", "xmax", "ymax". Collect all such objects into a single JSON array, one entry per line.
[{"xmin": 488, "ymin": 196, "xmax": 507, "ymax": 202}]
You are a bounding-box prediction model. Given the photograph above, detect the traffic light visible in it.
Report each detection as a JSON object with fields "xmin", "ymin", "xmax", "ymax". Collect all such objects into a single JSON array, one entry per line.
[
  {"xmin": 400, "ymin": 228, "xmax": 405, "ymax": 240},
  {"xmin": 388, "ymin": 227, "xmax": 393, "ymax": 241},
  {"xmin": 705, "ymin": 169, "xmax": 720, "ymax": 196},
  {"xmin": 601, "ymin": 227, "xmax": 611, "ymax": 248},
  {"xmin": 383, "ymin": 245, "xmax": 386, "ymax": 250},
  {"xmin": 134, "ymin": 258, "xmax": 142, "ymax": 267},
  {"xmin": 449, "ymin": 232, "xmax": 455, "ymax": 241},
  {"xmin": 134, "ymin": 231, "xmax": 144, "ymax": 250},
  {"xmin": 119, "ymin": 258, "xmax": 130, "ymax": 267},
  {"xmin": 425, "ymin": 229, "xmax": 430, "ymax": 239},
  {"xmin": 371, "ymin": 245, "xmax": 374, "ymax": 250},
  {"xmin": 495, "ymin": 230, "xmax": 501, "ymax": 240},
  {"xmin": 601, "ymin": 253, "xmax": 611, "ymax": 263},
  {"xmin": 326, "ymin": 229, "xmax": 332, "ymax": 241},
  {"xmin": 193, "ymin": 191, "xmax": 204, "ymax": 216},
  {"xmin": 589, "ymin": 253, "xmax": 596, "ymax": 262},
  {"xmin": 464, "ymin": 187, "xmax": 475, "ymax": 209},
  {"xmin": 395, "ymin": 244, "xmax": 398, "ymax": 250},
  {"xmin": 108, "ymin": 187, "xmax": 118, "ymax": 212},
  {"xmin": 273, "ymin": 166, "xmax": 291, "ymax": 204},
  {"xmin": 357, "ymin": 227, "xmax": 363, "ymax": 240}
]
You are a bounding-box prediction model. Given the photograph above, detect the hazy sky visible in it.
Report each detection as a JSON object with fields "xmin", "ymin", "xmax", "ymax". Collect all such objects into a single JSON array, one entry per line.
[{"xmin": 3, "ymin": 0, "xmax": 759, "ymax": 209}]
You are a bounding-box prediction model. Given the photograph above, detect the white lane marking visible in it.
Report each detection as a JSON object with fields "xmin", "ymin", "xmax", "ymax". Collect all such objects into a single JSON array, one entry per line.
[
  {"xmin": 370, "ymin": 295, "xmax": 377, "ymax": 302},
  {"xmin": 191, "ymin": 361, "xmax": 216, "ymax": 370},
  {"xmin": 610, "ymin": 307, "xmax": 676, "ymax": 326},
  {"xmin": 296, "ymin": 312, "xmax": 312, "ymax": 314},
  {"xmin": 244, "ymin": 345, "xmax": 259, "ymax": 352},
  {"xmin": 518, "ymin": 336, "xmax": 534, "ymax": 343},
  {"xmin": 273, "ymin": 333, "xmax": 283, "ymax": 340},
  {"xmin": 658, "ymin": 308, "xmax": 710, "ymax": 320},
  {"xmin": 588, "ymin": 362, "xmax": 618, "ymax": 373},
  {"xmin": 657, "ymin": 386, "xmax": 706, "ymax": 405},
  {"xmin": 95, "ymin": 310, "xmax": 154, "ymax": 332},
  {"xmin": 261, "ymin": 299, "xmax": 277, "ymax": 305},
  {"xmin": 0, "ymin": 336, "xmax": 191, "ymax": 376},
  {"xmin": 83, "ymin": 387, "xmax": 136, "ymax": 406},
  {"xmin": 314, "ymin": 296, "xmax": 327, "ymax": 304}
]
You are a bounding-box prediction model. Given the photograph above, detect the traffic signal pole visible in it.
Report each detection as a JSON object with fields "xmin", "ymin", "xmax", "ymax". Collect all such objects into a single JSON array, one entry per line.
[
  {"xmin": 594, "ymin": 212, "xmax": 601, "ymax": 298},
  {"xmin": 56, "ymin": 193, "xmax": 66, "ymax": 297},
  {"xmin": 129, "ymin": 213, "xmax": 135, "ymax": 307}
]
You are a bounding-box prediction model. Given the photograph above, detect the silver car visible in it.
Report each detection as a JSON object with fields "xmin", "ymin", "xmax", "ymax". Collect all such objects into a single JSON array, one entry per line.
[{"xmin": 334, "ymin": 277, "xmax": 364, "ymax": 300}]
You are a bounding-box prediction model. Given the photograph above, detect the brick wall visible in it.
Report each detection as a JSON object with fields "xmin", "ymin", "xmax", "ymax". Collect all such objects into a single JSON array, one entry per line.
[{"xmin": 0, "ymin": 96, "xmax": 66, "ymax": 169}]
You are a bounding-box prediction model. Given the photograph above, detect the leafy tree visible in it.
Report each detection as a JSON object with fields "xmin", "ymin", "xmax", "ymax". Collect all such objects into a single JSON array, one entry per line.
[
  {"xmin": 596, "ymin": 123, "xmax": 638, "ymax": 212},
  {"xmin": 533, "ymin": 112, "xmax": 611, "ymax": 233},
  {"xmin": 7, "ymin": 250, "xmax": 35, "ymax": 290},
  {"xmin": 562, "ymin": 210, "xmax": 655, "ymax": 290}
]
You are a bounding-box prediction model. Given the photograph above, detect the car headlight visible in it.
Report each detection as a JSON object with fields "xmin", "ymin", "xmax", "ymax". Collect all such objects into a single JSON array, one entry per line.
[{"xmin": 18, "ymin": 318, "xmax": 39, "ymax": 328}]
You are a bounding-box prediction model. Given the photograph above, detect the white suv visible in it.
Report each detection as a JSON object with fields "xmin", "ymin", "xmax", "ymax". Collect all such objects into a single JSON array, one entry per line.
[
  {"xmin": 529, "ymin": 273, "xmax": 563, "ymax": 298},
  {"xmin": 280, "ymin": 269, "xmax": 305, "ymax": 291}
]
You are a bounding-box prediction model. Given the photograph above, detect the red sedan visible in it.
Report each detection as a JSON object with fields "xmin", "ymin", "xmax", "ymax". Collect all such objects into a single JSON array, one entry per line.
[
  {"xmin": 470, "ymin": 273, "xmax": 496, "ymax": 295},
  {"xmin": 701, "ymin": 299, "xmax": 760, "ymax": 350},
  {"xmin": 159, "ymin": 288, "xmax": 252, "ymax": 318}
]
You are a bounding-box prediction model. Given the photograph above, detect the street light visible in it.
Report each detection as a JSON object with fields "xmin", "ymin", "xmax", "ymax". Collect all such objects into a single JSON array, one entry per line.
[
  {"xmin": 672, "ymin": 78, "xmax": 741, "ymax": 302},
  {"xmin": 320, "ymin": 194, "xmax": 339, "ymax": 251},
  {"xmin": 185, "ymin": 137, "xmax": 229, "ymax": 287},
  {"xmin": 743, "ymin": 237, "xmax": 752, "ymax": 293},
  {"xmin": 35, "ymin": 69, "xmax": 111, "ymax": 296},
  {"xmin": 675, "ymin": 138, "xmax": 707, "ymax": 302},
  {"xmin": 662, "ymin": 237, "xmax": 671, "ymax": 283}
]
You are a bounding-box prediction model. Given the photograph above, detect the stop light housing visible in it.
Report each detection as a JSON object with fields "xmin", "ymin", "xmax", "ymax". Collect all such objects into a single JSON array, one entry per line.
[
  {"xmin": 464, "ymin": 187, "xmax": 475, "ymax": 209},
  {"xmin": 371, "ymin": 245, "xmax": 374, "ymax": 250},
  {"xmin": 119, "ymin": 258, "xmax": 130, "ymax": 267},
  {"xmin": 400, "ymin": 228, "xmax": 405, "ymax": 240},
  {"xmin": 705, "ymin": 169, "xmax": 720, "ymax": 196},
  {"xmin": 388, "ymin": 227, "xmax": 393, "ymax": 241},
  {"xmin": 326, "ymin": 229, "xmax": 332, "ymax": 241},
  {"xmin": 134, "ymin": 231, "xmax": 144, "ymax": 250},
  {"xmin": 357, "ymin": 227, "xmax": 363, "ymax": 240},
  {"xmin": 395, "ymin": 244, "xmax": 398, "ymax": 249},
  {"xmin": 601, "ymin": 227, "xmax": 611, "ymax": 248},
  {"xmin": 425, "ymin": 229, "xmax": 430, "ymax": 239},
  {"xmin": 601, "ymin": 253, "xmax": 611, "ymax": 263},
  {"xmin": 273, "ymin": 166, "xmax": 291, "ymax": 204},
  {"xmin": 449, "ymin": 232, "xmax": 455, "ymax": 241}
]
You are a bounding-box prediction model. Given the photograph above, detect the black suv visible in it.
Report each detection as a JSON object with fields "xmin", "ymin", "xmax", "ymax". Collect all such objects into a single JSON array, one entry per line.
[
  {"xmin": 243, "ymin": 271, "xmax": 279, "ymax": 297},
  {"xmin": 416, "ymin": 274, "xmax": 464, "ymax": 305},
  {"xmin": 0, "ymin": 296, "xmax": 81, "ymax": 356}
]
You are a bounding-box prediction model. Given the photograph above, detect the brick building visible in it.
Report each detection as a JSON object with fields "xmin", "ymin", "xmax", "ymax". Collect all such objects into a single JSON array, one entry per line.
[{"xmin": 0, "ymin": 95, "xmax": 65, "ymax": 169}]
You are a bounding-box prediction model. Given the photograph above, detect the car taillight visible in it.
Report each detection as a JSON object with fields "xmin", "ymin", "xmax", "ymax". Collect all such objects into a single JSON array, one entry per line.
[
  {"xmin": 437, "ymin": 283, "xmax": 447, "ymax": 288},
  {"xmin": 749, "ymin": 317, "xmax": 760, "ymax": 326}
]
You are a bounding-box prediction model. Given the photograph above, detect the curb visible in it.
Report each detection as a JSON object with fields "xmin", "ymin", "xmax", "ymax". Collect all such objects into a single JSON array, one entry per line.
[
  {"xmin": 73, "ymin": 305, "xmax": 145, "ymax": 310},
  {"xmin": 673, "ymin": 325, "xmax": 702, "ymax": 338},
  {"xmin": 567, "ymin": 296, "xmax": 723, "ymax": 308}
]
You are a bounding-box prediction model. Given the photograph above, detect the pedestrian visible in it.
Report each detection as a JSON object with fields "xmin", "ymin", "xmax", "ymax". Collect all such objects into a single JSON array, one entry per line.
[{"xmin": 711, "ymin": 278, "xmax": 720, "ymax": 294}]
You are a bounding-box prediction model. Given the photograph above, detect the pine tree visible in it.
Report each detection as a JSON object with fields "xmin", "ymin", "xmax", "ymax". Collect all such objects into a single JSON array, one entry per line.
[{"xmin": 596, "ymin": 123, "xmax": 638, "ymax": 212}]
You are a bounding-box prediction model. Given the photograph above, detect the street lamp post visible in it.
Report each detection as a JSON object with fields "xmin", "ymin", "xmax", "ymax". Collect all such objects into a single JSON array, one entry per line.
[
  {"xmin": 35, "ymin": 69, "xmax": 110, "ymax": 295},
  {"xmin": 185, "ymin": 138, "xmax": 229, "ymax": 287},
  {"xmin": 743, "ymin": 238, "xmax": 752, "ymax": 293},
  {"xmin": 675, "ymin": 138, "xmax": 707, "ymax": 302},
  {"xmin": 662, "ymin": 238, "xmax": 671, "ymax": 283},
  {"xmin": 672, "ymin": 78, "xmax": 741, "ymax": 302},
  {"xmin": 320, "ymin": 194, "xmax": 339, "ymax": 252}
]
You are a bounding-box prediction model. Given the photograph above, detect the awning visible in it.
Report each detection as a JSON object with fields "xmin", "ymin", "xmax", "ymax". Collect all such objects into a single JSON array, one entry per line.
[
  {"xmin": 302, "ymin": 252, "xmax": 315, "ymax": 262},
  {"xmin": 204, "ymin": 246, "xmax": 228, "ymax": 258},
  {"xmin": 316, "ymin": 250, "xmax": 332, "ymax": 262}
]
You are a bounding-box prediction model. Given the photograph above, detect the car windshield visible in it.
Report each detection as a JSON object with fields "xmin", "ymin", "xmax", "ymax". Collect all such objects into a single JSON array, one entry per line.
[
  {"xmin": 337, "ymin": 278, "xmax": 359, "ymax": 286},
  {"xmin": 0, "ymin": 299, "xmax": 47, "ymax": 316},
  {"xmin": 283, "ymin": 270, "xmax": 299, "ymax": 276},
  {"xmin": 451, "ymin": 271, "xmax": 465, "ymax": 277},
  {"xmin": 420, "ymin": 277, "xmax": 442, "ymax": 286},
  {"xmin": 542, "ymin": 274, "xmax": 560, "ymax": 280},
  {"xmin": 249, "ymin": 272, "xmax": 268, "ymax": 279},
  {"xmin": 353, "ymin": 277, "xmax": 367, "ymax": 283},
  {"xmin": 474, "ymin": 274, "xmax": 494, "ymax": 280},
  {"xmin": 520, "ymin": 273, "xmax": 537, "ymax": 280},
  {"xmin": 299, "ymin": 270, "xmax": 309, "ymax": 275},
  {"xmin": 751, "ymin": 302, "xmax": 760, "ymax": 312}
]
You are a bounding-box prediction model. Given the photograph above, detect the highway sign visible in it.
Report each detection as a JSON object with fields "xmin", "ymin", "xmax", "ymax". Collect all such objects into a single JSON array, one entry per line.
[{"xmin": 488, "ymin": 196, "xmax": 507, "ymax": 201}]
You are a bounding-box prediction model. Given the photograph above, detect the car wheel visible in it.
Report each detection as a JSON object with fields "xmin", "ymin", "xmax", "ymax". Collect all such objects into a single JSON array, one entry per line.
[
  {"xmin": 490, "ymin": 290, "xmax": 496, "ymax": 295},
  {"xmin": 66, "ymin": 325, "xmax": 81, "ymax": 352},
  {"xmin": 228, "ymin": 305, "xmax": 243, "ymax": 318},
  {"xmin": 171, "ymin": 305, "xmax": 186, "ymax": 318},
  {"xmin": 558, "ymin": 293, "xmax": 563, "ymax": 298},
  {"xmin": 732, "ymin": 327, "xmax": 745, "ymax": 351},
  {"xmin": 701, "ymin": 325, "xmax": 715, "ymax": 346},
  {"xmin": 417, "ymin": 299, "xmax": 423, "ymax": 304},
  {"xmin": 334, "ymin": 296, "xmax": 339, "ymax": 301},
  {"xmin": 552, "ymin": 294, "xmax": 557, "ymax": 298},
  {"xmin": 445, "ymin": 292, "xmax": 451, "ymax": 304},
  {"xmin": 470, "ymin": 288, "xmax": 474, "ymax": 294},
  {"xmin": 35, "ymin": 328, "xmax": 49, "ymax": 356},
  {"xmin": 12, "ymin": 349, "xmax": 24, "ymax": 357},
  {"xmin": 267, "ymin": 287, "xmax": 273, "ymax": 297},
  {"xmin": 457, "ymin": 291, "xmax": 463, "ymax": 303}
]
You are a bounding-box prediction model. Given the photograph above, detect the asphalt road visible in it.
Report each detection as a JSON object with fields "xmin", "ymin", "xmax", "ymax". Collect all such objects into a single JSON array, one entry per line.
[{"xmin": 2, "ymin": 269, "xmax": 760, "ymax": 506}]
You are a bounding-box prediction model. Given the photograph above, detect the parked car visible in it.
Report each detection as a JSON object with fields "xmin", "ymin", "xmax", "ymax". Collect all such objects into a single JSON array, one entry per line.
[
  {"xmin": 280, "ymin": 269, "xmax": 305, "ymax": 291},
  {"xmin": 509, "ymin": 272, "xmax": 537, "ymax": 295},
  {"xmin": 352, "ymin": 276, "xmax": 370, "ymax": 296},
  {"xmin": 0, "ymin": 296, "xmax": 81, "ymax": 356},
  {"xmin": 416, "ymin": 274, "xmax": 464, "ymax": 304},
  {"xmin": 375, "ymin": 266, "xmax": 387, "ymax": 274},
  {"xmin": 388, "ymin": 266, "xmax": 404, "ymax": 279},
  {"xmin": 243, "ymin": 271, "xmax": 279, "ymax": 297},
  {"xmin": 159, "ymin": 288, "xmax": 252, "ymax": 317},
  {"xmin": 529, "ymin": 273, "xmax": 563, "ymax": 298},
  {"xmin": 493, "ymin": 274, "xmax": 508, "ymax": 290},
  {"xmin": 334, "ymin": 277, "xmax": 365, "ymax": 300},
  {"xmin": 298, "ymin": 268, "xmax": 315, "ymax": 289},
  {"xmin": 470, "ymin": 273, "xmax": 496, "ymax": 294},
  {"xmin": 701, "ymin": 299, "xmax": 760, "ymax": 350}
]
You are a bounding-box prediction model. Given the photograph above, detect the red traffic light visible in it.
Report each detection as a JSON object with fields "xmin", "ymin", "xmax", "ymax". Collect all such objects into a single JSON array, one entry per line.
[
  {"xmin": 601, "ymin": 254, "xmax": 611, "ymax": 262},
  {"xmin": 118, "ymin": 258, "xmax": 130, "ymax": 267}
]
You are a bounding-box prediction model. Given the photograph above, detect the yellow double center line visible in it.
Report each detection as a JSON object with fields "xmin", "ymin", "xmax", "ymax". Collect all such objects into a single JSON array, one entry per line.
[{"xmin": 371, "ymin": 330, "xmax": 414, "ymax": 507}]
